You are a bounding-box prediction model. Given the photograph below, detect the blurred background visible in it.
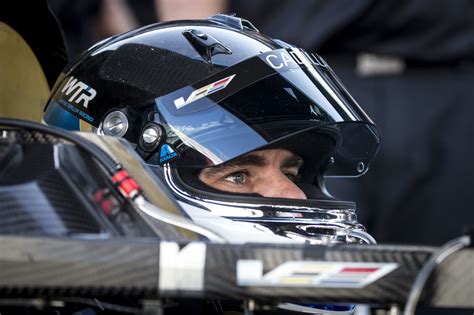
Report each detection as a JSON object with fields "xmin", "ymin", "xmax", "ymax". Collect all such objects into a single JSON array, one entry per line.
[{"xmin": 47, "ymin": 0, "xmax": 474, "ymax": 248}]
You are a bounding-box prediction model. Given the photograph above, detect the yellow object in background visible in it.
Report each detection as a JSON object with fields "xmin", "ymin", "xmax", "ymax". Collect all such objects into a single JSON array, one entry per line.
[{"xmin": 0, "ymin": 22, "xmax": 50, "ymax": 122}]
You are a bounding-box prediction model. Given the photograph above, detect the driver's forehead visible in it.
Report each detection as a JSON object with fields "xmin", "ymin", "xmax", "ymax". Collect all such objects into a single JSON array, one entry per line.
[
  {"xmin": 245, "ymin": 148, "xmax": 297, "ymax": 163},
  {"xmin": 217, "ymin": 148, "xmax": 303, "ymax": 169}
]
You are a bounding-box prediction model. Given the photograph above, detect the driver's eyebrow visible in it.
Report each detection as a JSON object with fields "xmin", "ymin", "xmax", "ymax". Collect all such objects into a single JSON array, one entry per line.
[
  {"xmin": 200, "ymin": 154, "xmax": 267, "ymax": 177},
  {"xmin": 281, "ymin": 154, "xmax": 304, "ymax": 169}
]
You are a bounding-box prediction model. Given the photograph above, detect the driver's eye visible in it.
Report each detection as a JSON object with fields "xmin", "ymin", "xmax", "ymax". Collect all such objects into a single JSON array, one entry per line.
[{"xmin": 224, "ymin": 171, "xmax": 248, "ymax": 184}]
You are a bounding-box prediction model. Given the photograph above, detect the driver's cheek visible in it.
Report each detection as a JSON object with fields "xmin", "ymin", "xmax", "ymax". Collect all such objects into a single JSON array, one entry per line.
[{"xmin": 253, "ymin": 173, "xmax": 307, "ymax": 200}]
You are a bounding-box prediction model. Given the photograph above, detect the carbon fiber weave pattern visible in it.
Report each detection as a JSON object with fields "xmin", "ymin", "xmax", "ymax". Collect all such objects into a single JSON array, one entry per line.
[
  {"xmin": 0, "ymin": 237, "xmax": 160, "ymax": 297},
  {"xmin": 202, "ymin": 243, "xmax": 433, "ymax": 305},
  {"xmin": 0, "ymin": 237, "xmax": 472, "ymax": 309}
]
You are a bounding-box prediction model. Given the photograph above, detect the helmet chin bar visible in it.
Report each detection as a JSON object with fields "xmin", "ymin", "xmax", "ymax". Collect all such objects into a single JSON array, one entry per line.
[
  {"xmin": 278, "ymin": 223, "xmax": 376, "ymax": 245},
  {"xmin": 163, "ymin": 165, "xmax": 376, "ymax": 245}
]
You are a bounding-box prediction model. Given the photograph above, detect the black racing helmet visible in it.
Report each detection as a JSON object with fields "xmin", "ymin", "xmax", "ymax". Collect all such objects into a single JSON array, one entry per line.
[
  {"xmin": 44, "ymin": 15, "xmax": 381, "ymax": 247},
  {"xmin": 44, "ymin": 14, "xmax": 380, "ymax": 179}
]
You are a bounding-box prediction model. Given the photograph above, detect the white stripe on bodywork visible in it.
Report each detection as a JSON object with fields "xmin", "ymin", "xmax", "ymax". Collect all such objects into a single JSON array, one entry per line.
[{"xmin": 159, "ymin": 242, "xmax": 206, "ymax": 291}]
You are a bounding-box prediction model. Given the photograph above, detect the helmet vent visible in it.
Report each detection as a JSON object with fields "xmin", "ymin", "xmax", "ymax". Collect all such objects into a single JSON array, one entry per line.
[{"xmin": 183, "ymin": 29, "xmax": 232, "ymax": 63}]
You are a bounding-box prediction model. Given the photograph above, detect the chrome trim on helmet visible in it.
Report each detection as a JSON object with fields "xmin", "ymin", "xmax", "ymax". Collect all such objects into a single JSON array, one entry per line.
[{"xmin": 163, "ymin": 165, "xmax": 375, "ymax": 245}]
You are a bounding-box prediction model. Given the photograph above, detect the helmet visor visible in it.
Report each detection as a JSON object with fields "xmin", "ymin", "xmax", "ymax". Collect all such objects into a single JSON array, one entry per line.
[{"xmin": 154, "ymin": 48, "xmax": 381, "ymax": 177}]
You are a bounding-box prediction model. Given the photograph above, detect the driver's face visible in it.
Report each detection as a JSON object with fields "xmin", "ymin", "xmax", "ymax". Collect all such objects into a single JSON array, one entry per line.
[{"xmin": 199, "ymin": 149, "xmax": 307, "ymax": 199}]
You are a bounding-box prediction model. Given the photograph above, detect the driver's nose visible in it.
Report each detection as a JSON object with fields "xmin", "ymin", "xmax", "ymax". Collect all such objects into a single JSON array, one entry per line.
[{"xmin": 254, "ymin": 172, "xmax": 307, "ymax": 199}]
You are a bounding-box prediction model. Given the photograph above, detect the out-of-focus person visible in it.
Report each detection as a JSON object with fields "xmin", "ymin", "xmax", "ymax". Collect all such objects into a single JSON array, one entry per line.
[
  {"xmin": 48, "ymin": 0, "xmax": 226, "ymax": 58},
  {"xmin": 156, "ymin": 0, "xmax": 226, "ymax": 21}
]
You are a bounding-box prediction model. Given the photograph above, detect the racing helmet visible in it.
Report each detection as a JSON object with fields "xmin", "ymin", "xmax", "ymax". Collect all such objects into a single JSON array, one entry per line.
[{"xmin": 43, "ymin": 14, "xmax": 381, "ymax": 245}]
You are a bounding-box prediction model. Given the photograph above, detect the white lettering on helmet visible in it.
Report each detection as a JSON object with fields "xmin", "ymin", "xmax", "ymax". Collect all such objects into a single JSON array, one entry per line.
[
  {"xmin": 265, "ymin": 51, "xmax": 299, "ymax": 69},
  {"xmin": 61, "ymin": 76, "xmax": 97, "ymax": 109},
  {"xmin": 265, "ymin": 54, "xmax": 284, "ymax": 69},
  {"xmin": 265, "ymin": 50, "xmax": 328, "ymax": 70},
  {"xmin": 281, "ymin": 51, "xmax": 297, "ymax": 67}
]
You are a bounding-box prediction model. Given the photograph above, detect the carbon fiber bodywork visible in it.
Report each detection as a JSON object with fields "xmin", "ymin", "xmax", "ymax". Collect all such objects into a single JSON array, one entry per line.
[
  {"xmin": 0, "ymin": 236, "xmax": 471, "ymax": 309},
  {"xmin": 0, "ymin": 129, "xmax": 156, "ymax": 239}
]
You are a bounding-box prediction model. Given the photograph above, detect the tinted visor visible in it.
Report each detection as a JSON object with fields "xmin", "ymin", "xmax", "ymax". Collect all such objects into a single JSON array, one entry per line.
[{"xmin": 155, "ymin": 48, "xmax": 381, "ymax": 177}]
